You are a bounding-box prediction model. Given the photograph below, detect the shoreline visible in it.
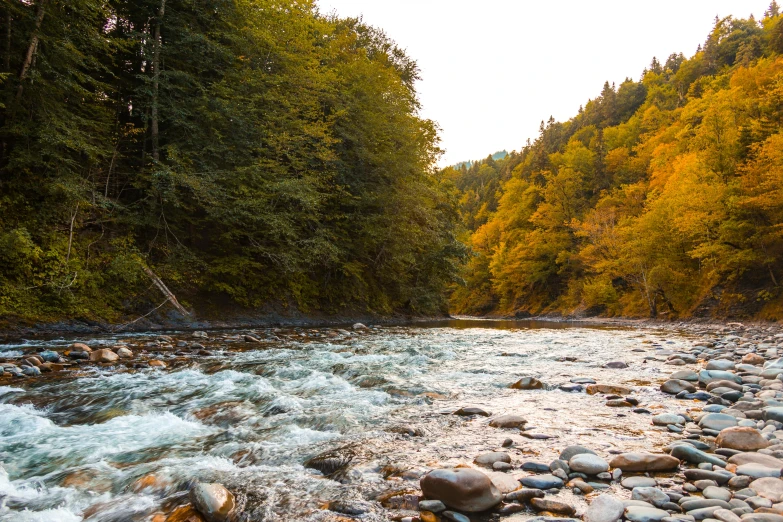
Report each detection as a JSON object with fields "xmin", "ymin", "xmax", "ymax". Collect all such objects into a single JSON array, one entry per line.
[{"xmin": 1, "ymin": 310, "xmax": 779, "ymax": 341}]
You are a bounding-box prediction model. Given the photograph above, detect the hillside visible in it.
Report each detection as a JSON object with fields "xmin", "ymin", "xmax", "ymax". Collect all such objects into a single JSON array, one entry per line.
[
  {"xmin": 448, "ymin": 5, "xmax": 783, "ymax": 319},
  {"xmin": 0, "ymin": 0, "xmax": 466, "ymax": 325}
]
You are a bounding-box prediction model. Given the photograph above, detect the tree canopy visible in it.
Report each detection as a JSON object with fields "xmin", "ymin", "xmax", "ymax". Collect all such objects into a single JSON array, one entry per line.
[
  {"xmin": 0, "ymin": 0, "xmax": 465, "ymax": 323},
  {"xmin": 449, "ymin": 5, "xmax": 783, "ymax": 319}
]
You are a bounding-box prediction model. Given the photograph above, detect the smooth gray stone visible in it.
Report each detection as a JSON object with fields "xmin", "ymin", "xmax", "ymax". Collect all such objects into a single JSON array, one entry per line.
[
  {"xmin": 684, "ymin": 469, "xmax": 732, "ymax": 484},
  {"xmin": 585, "ymin": 494, "xmax": 625, "ymax": 522},
  {"xmin": 632, "ymin": 487, "xmax": 670, "ymax": 508},
  {"xmin": 702, "ymin": 486, "xmax": 732, "ymax": 502},
  {"xmin": 559, "ymin": 445, "xmax": 597, "ymax": 461},
  {"xmin": 699, "ymin": 413, "xmax": 740, "ymax": 431},
  {"xmin": 519, "ymin": 474, "xmax": 564, "ymax": 489},
  {"xmin": 681, "ymin": 500, "xmax": 732, "ymax": 512},
  {"xmin": 687, "ymin": 507, "xmax": 723, "ymax": 520},
  {"xmin": 623, "ymin": 477, "xmax": 658, "ymax": 489},
  {"xmin": 671, "ymin": 445, "xmax": 727, "ymax": 467},
  {"xmin": 625, "ymin": 505, "xmax": 671, "ymax": 522}
]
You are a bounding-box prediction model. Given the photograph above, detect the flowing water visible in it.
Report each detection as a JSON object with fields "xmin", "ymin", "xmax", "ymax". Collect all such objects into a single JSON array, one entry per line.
[{"xmin": 0, "ymin": 319, "xmax": 698, "ymax": 521}]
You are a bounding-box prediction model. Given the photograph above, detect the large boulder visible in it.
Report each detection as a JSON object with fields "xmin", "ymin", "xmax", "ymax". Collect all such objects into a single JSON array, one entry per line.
[
  {"xmin": 608, "ymin": 453, "xmax": 679, "ymax": 472},
  {"xmin": 190, "ymin": 483, "xmax": 235, "ymax": 522},
  {"xmin": 420, "ymin": 468, "xmax": 502, "ymax": 512},
  {"xmin": 716, "ymin": 427, "xmax": 770, "ymax": 451}
]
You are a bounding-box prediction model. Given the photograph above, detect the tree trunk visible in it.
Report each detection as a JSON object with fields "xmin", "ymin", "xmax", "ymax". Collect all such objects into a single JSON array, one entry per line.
[
  {"xmin": 150, "ymin": 0, "xmax": 166, "ymax": 162},
  {"xmin": 143, "ymin": 266, "xmax": 189, "ymax": 316},
  {"xmin": 17, "ymin": 0, "xmax": 47, "ymax": 101},
  {"xmin": 5, "ymin": 9, "xmax": 11, "ymax": 72}
]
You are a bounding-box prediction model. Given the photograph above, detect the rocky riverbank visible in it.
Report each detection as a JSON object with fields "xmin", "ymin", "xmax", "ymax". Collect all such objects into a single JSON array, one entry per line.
[
  {"xmin": 396, "ymin": 322, "xmax": 783, "ymax": 522},
  {"xmin": 2, "ymin": 320, "xmax": 783, "ymax": 521}
]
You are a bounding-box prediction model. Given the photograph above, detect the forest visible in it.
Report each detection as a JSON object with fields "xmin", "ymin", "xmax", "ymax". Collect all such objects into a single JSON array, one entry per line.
[
  {"xmin": 448, "ymin": 3, "xmax": 783, "ymax": 319},
  {"xmin": 5, "ymin": 1, "xmax": 783, "ymax": 325},
  {"xmin": 0, "ymin": 0, "xmax": 466, "ymax": 324}
]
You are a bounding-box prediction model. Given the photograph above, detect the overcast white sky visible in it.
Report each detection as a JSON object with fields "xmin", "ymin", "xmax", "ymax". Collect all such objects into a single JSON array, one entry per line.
[{"xmin": 316, "ymin": 0, "xmax": 772, "ymax": 166}]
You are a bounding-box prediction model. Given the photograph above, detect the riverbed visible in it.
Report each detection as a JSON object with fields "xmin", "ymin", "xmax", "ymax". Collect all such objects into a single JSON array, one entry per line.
[{"xmin": 0, "ymin": 319, "xmax": 708, "ymax": 521}]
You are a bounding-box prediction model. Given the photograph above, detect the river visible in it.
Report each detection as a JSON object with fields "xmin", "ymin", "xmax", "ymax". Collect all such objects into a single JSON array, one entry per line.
[{"xmin": 0, "ymin": 319, "xmax": 699, "ymax": 521}]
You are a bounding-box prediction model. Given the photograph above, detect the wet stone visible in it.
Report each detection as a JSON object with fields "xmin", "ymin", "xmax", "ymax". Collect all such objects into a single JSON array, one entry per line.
[
  {"xmin": 520, "ymin": 474, "xmax": 564, "ymax": 490},
  {"xmin": 189, "ymin": 483, "xmax": 235, "ymax": 522},
  {"xmin": 511, "ymin": 377, "xmax": 545, "ymax": 390}
]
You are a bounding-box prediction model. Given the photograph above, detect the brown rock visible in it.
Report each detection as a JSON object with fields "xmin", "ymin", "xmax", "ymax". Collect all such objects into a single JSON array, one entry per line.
[
  {"xmin": 729, "ymin": 453, "xmax": 783, "ymax": 468},
  {"xmin": 70, "ymin": 342, "xmax": 92, "ymax": 353},
  {"xmin": 149, "ymin": 360, "xmax": 167, "ymax": 368},
  {"xmin": 608, "ymin": 452, "xmax": 680, "ymax": 471},
  {"xmin": 190, "ymin": 483, "xmax": 235, "ymax": 522},
  {"xmin": 165, "ymin": 505, "xmax": 206, "ymax": 522},
  {"xmin": 131, "ymin": 473, "xmax": 172, "ymax": 494},
  {"xmin": 587, "ymin": 384, "xmax": 632, "ymax": 395},
  {"xmin": 90, "ymin": 349, "xmax": 119, "ymax": 363},
  {"xmin": 716, "ymin": 427, "xmax": 771, "ymax": 451},
  {"xmin": 510, "ymin": 377, "xmax": 545, "ymax": 390},
  {"xmin": 489, "ymin": 414, "xmax": 527, "ymax": 428},
  {"xmin": 420, "ymin": 468, "xmax": 502, "ymax": 512},
  {"xmin": 531, "ymin": 498, "xmax": 576, "ymax": 516},
  {"xmin": 743, "ymin": 353, "xmax": 766, "ymax": 366}
]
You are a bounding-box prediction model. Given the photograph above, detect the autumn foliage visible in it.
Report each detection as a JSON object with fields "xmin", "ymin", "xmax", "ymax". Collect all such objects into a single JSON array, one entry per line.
[{"xmin": 449, "ymin": 6, "xmax": 783, "ymax": 319}]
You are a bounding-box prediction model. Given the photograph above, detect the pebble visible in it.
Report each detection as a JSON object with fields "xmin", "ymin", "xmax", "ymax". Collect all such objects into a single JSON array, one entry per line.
[
  {"xmin": 442, "ymin": 511, "xmax": 469, "ymax": 522},
  {"xmin": 418, "ymin": 500, "xmax": 446, "ymax": 513}
]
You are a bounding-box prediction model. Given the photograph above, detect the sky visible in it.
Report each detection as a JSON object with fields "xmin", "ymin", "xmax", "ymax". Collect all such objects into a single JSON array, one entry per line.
[{"xmin": 316, "ymin": 0, "xmax": 773, "ymax": 166}]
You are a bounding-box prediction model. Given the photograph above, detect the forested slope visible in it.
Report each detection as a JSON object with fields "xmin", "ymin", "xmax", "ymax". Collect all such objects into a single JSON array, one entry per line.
[
  {"xmin": 0, "ymin": 0, "xmax": 465, "ymax": 324},
  {"xmin": 449, "ymin": 5, "xmax": 783, "ymax": 319}
]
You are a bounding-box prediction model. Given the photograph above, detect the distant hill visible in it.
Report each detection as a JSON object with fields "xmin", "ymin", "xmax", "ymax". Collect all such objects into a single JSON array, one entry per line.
[{"xmin": 454, "ymin": 150, "xmax": 508, "ymax": 169}]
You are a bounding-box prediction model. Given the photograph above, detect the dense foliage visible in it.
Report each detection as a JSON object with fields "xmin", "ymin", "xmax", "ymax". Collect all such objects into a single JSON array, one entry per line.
[
  {"xmin": 0, "ymin": 0, "xmax": 465, "ymax": 322},
  {"xmin": 449, "ymin": 4, "xmax": 783, "ymax": 319}
]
